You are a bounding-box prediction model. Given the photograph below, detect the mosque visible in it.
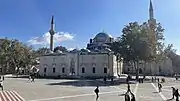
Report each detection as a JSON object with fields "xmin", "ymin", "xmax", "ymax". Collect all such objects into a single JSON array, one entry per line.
[
  {"xmin": 39, "ymin": 16, "xmax": 122, "ymax": 78},
  {"xmin": 39, "ymin": 0, "xmax": 174, "ymax": 78}
]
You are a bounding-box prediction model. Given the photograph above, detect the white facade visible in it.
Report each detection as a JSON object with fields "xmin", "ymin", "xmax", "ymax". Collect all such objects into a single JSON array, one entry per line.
[
  {"xmin": 123, "ymin": 58, "xmax": 174, "ymax": 76},
  {"xmin": 39, "ymin": 52, "xmax": 123, "ymax": 78}
]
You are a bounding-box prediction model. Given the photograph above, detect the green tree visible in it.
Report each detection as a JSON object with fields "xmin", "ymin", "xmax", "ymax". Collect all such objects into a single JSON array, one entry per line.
[
  {"xmin": 35, "ymin": 47, "xmax": 50, "ymax": 56},
  {"xmin": 112, "ymin": 21, "xmax": 165, "ymax": 80},
  {"xmin": 54, "ymin": 46, "xmax": 68, "ymax": 52},
  {"xmin": 0, "ymin": 38, "xmax": 36, "ymax": 74}
]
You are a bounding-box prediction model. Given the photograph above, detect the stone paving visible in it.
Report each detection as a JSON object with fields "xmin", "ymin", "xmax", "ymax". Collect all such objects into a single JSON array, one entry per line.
[{"xmin": 1, "ymin": 76, "xmax": 180, "ymax": 101}]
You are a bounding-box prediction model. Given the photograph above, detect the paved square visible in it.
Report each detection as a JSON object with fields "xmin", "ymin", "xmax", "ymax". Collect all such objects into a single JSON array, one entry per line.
[{"xmin": 1, "ymin": 77, "xmax": 179, "ymax": 101}]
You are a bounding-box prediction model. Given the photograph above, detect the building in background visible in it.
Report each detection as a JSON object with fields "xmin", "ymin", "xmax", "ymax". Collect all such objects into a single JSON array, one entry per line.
[{"xmin": 39, "ymin": 48, "xmax": 123, "ymax": 78}]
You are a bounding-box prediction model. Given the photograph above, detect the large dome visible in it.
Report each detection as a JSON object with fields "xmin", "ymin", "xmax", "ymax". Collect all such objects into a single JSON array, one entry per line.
[
  {"xmin": 95, "ymin": 32, "xmax": 111, "ymax": 39},
  {"xmin": 94, "ymin": 32, "xmax": 111, "ymax": 43}
]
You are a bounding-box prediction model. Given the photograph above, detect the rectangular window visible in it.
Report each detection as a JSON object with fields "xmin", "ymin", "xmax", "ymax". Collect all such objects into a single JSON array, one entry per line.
[
  {"xmin": 93, "ymin": 67, "xmax": 95, "ymax": 73},
  {"xmin": 82, "ymin": 67, "xmax": 85, "ymax": 73},
  {"xmin": 44, "ymin": 68, "xmax": 46, "ymax": 73},
  {"xmin": 62, "ymin": 68, "xmax": 65, "ymax": 73},
  {"xmin": 0, "ymin": 68, "xmax": 2, "ymax": 72},
  {"xmin": 104, "ymin": 68, "xmax": 107, "ymax": 73},
  {"xmin": 71, "ymin": 68, "xmax": 74, "ymax": 73},
  {"xmin": 53, "ymin": 68, "xmax": 55, "ymax": 73}
]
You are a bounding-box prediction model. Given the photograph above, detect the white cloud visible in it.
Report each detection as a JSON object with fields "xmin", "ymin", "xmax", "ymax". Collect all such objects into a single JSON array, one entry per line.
[{"xmin": 28, "ymin": 32, "xmax": 74, "ymax": 45}]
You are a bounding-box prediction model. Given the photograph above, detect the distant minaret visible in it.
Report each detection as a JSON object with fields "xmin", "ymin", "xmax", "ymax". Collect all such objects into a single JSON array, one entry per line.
[
  {"xmin": 148, "ymin": 0, "xmax": 157, "ymax": 49},
  {"xmin": 49, "ymin": 15, "xmax": 55, "ymax": 51},
  {"xmin": 148, "ymin": 0, "xmax": 156, "ymax": 30},
  {"xmin": 149, "ymin": 0, "xmax": 154, "ymax": 20}
]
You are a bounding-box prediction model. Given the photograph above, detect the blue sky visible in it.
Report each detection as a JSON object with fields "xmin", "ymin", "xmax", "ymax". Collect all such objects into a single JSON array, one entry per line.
[{"xmin": 0, "ymin": 0, "xmax": 180, "ymax": 54}]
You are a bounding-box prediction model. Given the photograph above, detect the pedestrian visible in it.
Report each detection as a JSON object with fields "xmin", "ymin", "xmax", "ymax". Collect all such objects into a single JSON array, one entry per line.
[
  {"xmin": 158, "ymin": 83, "xmax": 162, "ymax": 92},
  {"xmin": 174, "ymin": 89, "xmax": 179, "ymax": 101},
  {"xmin": 0, "ymin": 80, "xmax": 3, "ymax": 90},
  {"xmin": 29, "ymin": 75, "xmax": 31, "ymax": 81},
  {"xmin": 2, "ymin": 76, "xmax": 4, "ymax": 81},
  {"xmin": 171, "ymin": 87, "xmax": 176, "ymax": 99},
  {"xmin": 130, "ymin": 92, "xmax": 136, "ymax": 101},
  {"xmin": 125, "ymin": 92, "xmax": 130, "ymax": 101},
  {"xmin": 94, "ymin": 86, "xmax": 99, "ymax": 100},
  {"xmin": 127, "ymin": 83, "xmax": 131, "ymax": 92},
  {"xmin": 152, "ymin": 77, "xmax": 154, "ymax": 82},
  {"xmin": 157, "ymin": 78, "xmax": 159, "ymax": 83}
]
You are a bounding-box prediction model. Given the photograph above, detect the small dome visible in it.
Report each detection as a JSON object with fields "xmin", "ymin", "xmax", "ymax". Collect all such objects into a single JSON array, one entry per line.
[
  {"xmin": 70, "ymin": 49, "xmax": 80, "ymax": 53},
  {"xmin": 46, "ymin": 50, "xmax": 53, "ymax": 54},
  {"xmin": 55, "ymin": 50, "xmax": 63, "ymax": 53},
  {"xmin": 80, "ymin": 49, "xmax": 91, "ymax": 53}
]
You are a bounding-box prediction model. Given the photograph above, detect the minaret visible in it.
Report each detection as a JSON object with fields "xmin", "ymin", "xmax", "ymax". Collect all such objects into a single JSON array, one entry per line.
[
  {"xmin": 49, "ymin": 15, "xmax": 55, "ymax": 51},
  {"xmin": 149, "ymin": 0, "xmax": 154, "ymax": 20},
  {"xmin": 148, "ymin": 0, "xmax": 156, "ymax": 29}
]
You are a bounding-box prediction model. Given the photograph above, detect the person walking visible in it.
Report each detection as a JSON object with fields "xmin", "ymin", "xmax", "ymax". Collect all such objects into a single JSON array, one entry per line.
[
  {"xmin": 94, "ymin": 86, "xmax": 99, "ymax": 101},
  {"xmin": 0, "ymin": 80, "xmax": 3, "ymax": 90},
  {"xmin": 158, "ymin": 83, "xmax": 162, "ymax": 92},
  {"xmin": 174, "ymin": 89, "xmax": 180, "ymax": 101},
  {"xmin": 130, "ymin": 91, "xmax": 136, "ymax": 101},
  {"xmin": 125, "ymin": 92, "xmax": 130, "ymax": 101},
  {"xmin": 171, "ymin": 87, "xmax": 176, "ymax": 99},
  {"xmin": 127, "ymin": 83, "xmax": 131, "ymax": 92}
]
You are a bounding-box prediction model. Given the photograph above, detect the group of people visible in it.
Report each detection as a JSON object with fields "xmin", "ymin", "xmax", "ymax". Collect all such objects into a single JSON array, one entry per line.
[
  {"xmin": 152, "ymin": 77, "xmax": 165, "ymax": 83},
  {"xmin": 94, "ymin": 83, "xmax": 136, "ymax": 101}
]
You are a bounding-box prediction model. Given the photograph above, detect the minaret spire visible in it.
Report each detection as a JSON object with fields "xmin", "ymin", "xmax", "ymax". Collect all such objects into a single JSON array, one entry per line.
[
  {"xmin": 149, "ymin": 0, "xmax": 154, "ymax": 20},
  {"xmin": 51, "ymin": 15, "xmax": 54, "ymax": 24},
  {"xmin": 49, "ymin": 15, "xmax": 55, "ymax": 51}
]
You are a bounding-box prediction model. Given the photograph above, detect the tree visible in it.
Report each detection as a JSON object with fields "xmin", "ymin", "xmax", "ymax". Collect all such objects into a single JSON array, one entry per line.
[
  {"xmin": 35, "ymin": 47, "xmax": 50, "ymax": 56},
  {"xmin": 54, "ymin": 46, "xmax": 68, "ymax": 53},
  {"xmin": 112, "ymin": 21, "xmax": 165, "ymax": 80},
  {"xmin": 0, "ymin": 38, "xmax": 35, "ymax": 74}
]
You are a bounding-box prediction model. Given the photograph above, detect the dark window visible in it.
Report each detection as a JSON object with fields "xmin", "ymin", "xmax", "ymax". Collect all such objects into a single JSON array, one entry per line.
[
  {"xmin": 0, "ymin": 68, "xmax": 2, "ymax": 72},
  {"xmin": 53, "ymin": 68, "xmax": 55, "ymax": 73},
  {"xmin": 93, "ymin": 67, "xmax": 95, "ymax": 73},
  {"xmin": 44, "ymin": 68, "xmax": 46, "ymax": 73},
  {"xmin": 71, "ymin": 68, "xmax": 75, "ymax": 73},
  {"xmin": 104, "ymin": 68, "xmax": 107, "ymax": 73},
  {"xmin": 82, "ymin": 67, "xmax": 85, "ymax": 73},
  {"xmin": 62, "ymin": 68, "xmax": 65, "ymax": 73}
]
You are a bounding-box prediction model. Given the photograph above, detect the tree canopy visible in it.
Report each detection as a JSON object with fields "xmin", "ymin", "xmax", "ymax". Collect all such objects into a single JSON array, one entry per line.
[
  {"xmin": 0, "ymin": 38, "xmax": 36, "ymax": 74},
  {"xmin": 111, "ymin": 21, "xmax": 167, "ymax": 79}
]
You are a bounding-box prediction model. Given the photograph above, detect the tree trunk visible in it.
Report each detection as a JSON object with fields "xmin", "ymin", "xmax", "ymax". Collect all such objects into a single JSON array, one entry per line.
[{"xmin": 136, "ymin": 61, "xmax": 139, "ymax": 81}]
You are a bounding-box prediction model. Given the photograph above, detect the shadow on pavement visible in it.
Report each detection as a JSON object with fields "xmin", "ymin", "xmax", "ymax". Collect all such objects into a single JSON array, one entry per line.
[
  {"xmin": 166, "ymin": 98, "xmax": 173, "ymax": 101},
  {"xmin": 46, "ymin": 80, "xmax": 136, "ymax": 87}
]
